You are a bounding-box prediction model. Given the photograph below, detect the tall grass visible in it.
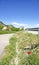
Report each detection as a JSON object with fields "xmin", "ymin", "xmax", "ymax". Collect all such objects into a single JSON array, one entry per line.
[{"xmin": 0, "ymin": 31, "xmax": 39, "ymax": 65}]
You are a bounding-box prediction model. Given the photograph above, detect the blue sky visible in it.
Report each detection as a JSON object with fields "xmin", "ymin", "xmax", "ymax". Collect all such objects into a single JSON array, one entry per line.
[{"xmin": 0, "ymin": 0, "xmax": 39, "ymax": 28}]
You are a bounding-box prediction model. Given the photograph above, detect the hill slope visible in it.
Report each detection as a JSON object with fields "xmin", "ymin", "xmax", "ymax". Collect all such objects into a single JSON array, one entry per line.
[
  {"xmin": 0, "ymin": 21, "xmax": 21, "ymax": 34},
  {"xmin": 0, "ymin": 21, "xmax": 5, "ymax": 29}
]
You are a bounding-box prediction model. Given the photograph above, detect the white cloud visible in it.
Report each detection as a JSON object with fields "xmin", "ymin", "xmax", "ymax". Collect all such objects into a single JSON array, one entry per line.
[
  {"xmin": 10, "ymin": 22, "xmax": 32, "ymax": 28},
  {"xmin": 10, "ymin": 22, "xmax": 39, "ymax": 28},
  {"xmin": 32, "ymin": 24, "xmax": 39, "ymax": 28},
  {"xmin": 35, "ymin": 24, "xmax": 39, "ymax": 27}
]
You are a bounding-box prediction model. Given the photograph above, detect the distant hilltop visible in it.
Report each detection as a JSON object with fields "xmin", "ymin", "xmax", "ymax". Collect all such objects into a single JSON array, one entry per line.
[{"xmin": 0, "ymin": 21, "xmax": 22, "ymax": 31}]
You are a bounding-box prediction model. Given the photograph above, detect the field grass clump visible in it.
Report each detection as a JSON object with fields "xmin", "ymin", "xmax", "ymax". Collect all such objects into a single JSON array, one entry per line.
[{"xmin": 16, "ymin": 31, "xmax": 39, "ymax": 49}]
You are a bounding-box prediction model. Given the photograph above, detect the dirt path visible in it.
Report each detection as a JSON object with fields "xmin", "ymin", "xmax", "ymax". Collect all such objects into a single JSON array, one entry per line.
[{"xmin": 0, "ymin": 34, "xmax": 13, "ymax": 55}]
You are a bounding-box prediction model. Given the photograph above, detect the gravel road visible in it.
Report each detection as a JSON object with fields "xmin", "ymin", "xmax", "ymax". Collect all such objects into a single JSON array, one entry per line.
[{"xmin": 0, "ymin": 34, "xmax": 13, "ymax": 55}]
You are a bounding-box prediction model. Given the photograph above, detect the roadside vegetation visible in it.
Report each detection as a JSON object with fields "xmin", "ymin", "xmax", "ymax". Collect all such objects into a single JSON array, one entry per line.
[
  {"xmin": 0, "ymin": 35, "xmax": 17, "ymax": 65},
  {"xmin": 0, "ymin": 31, "xmax": 39, "ymax": 65},
  {"xmin": 16, "ymin": 31, "xmax": 39, "ymax": 65}
]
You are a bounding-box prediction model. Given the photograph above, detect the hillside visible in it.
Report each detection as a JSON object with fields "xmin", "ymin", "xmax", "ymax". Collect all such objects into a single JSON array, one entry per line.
[
  {"xmin": 0, "ymin": 21, "xmax": 21, "ymax": 34},
  {"xmin": 0, "ymin": 21, "xmax": 5, "ymax": 29}
]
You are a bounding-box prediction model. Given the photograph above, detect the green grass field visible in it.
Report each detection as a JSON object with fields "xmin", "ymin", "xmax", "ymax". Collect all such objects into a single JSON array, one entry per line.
[
  {"xmin": 0, "ymin": 30, "xmax": 17, "ymax": 34},
  {"xmin": 0, "ymin": 31, "xmax": 39, "ymax": 65}
]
